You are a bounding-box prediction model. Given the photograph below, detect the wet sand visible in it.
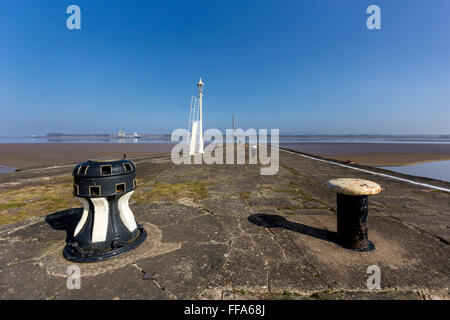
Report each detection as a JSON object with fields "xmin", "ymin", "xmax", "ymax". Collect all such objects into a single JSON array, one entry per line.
[
  {"xmin": 327, "ymin": 153, "xmax": 450, "ymax": 167},
  {"xmin": 280, "ymin": 142, "xmax": 450, "ymax": 166},
  {"xmin": 1, "ymin": 142, "xmax": 450, "ymax": 169},
  {"xmin": 0, "ymin": 143, "xmax": 174, "ymax": 169}
]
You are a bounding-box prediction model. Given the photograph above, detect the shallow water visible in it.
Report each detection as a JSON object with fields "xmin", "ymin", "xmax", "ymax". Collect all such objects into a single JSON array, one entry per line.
[
  {"xmin": 1, "ymin": 136, "xmax": 450, "ymax": 144},
  {"xmin": 380, "ymin": 160, "xmax": 450, "ymax": 183},
  {"xmin": 0, "ymin": 137, "xmax": 173, "ymax": 143},
  {"xmin": 0, "ymin": 166, "xmax": 15, "ymax": 173}
]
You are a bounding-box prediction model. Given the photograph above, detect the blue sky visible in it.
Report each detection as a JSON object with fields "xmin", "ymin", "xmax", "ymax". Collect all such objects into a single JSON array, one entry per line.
[{"xmin": 1, "ymin": 0, "xmax": 449, "ymax": 136}]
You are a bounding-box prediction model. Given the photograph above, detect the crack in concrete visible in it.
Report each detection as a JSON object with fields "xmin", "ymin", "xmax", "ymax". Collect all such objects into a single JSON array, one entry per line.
[
  {"xmin": 247, "ymin": 231, "xmax": 271, "ymax": 293},
  {"xmin": 375, "ymin": 210, "xmax": 449, "ymax": 246},
  {"xmin": 266, "ymin": 228, "xmax": 289, "ymax": 261},
  {"xmin": 286, "ymin": 231, "xmax": 331, "ymax": 289},
  {"xmin": 157, "ymin": 212, "xmax": 209, "ymax": 229},
  {"xmin": 131, "ymin": 262, "xmax": 178, "ymax": 299},
  {"xmin": 195, "ymin": 207, "xmax": 236, "ymax": 298}
]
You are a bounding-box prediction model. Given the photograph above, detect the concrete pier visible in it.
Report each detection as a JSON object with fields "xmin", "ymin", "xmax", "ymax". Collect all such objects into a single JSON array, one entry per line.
[{"xmin": 0, "ymin": 148, "xmax": 449, "ymax": 299}]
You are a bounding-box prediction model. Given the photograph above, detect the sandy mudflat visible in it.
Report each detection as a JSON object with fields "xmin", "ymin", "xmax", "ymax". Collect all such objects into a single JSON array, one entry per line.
[
  {"xmin": 1, "ymin": 142, "xmax": 450, "ymax": 169},
  {"xmin": 0, "ymin": 143, "xmax": 174, "ymax": 169},
  {"xmin": 280, "ymin": 142, "xmax": 450, "ymax": 166},
  {"xmin": 328, "ymin": 153, "xmax": 450, "ymax": 167}
]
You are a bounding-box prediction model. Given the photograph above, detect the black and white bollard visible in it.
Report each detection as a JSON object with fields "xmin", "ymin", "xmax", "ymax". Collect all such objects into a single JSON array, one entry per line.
[
  {"xmin": 64, "ymin": 159, "xmax": 147, "ymax": 262},
  {"xmin": 326, "ymin": 178, "xmax": 381, "ymax": 252}
]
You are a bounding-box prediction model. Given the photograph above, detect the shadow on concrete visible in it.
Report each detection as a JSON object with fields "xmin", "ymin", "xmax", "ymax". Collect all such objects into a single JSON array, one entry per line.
[
  {"xmin": 248, "ymin": 213, "xmax": 338, "ymax": 244},
  {"xmin": 45, "ymin": 207, "xmax": 82, "ymax": 242}
]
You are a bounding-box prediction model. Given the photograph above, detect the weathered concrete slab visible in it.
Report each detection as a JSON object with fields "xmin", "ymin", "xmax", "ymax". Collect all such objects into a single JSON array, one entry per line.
[{"xmin": 0, "ymin": 149, "xmax": 449, "ymax": 299}]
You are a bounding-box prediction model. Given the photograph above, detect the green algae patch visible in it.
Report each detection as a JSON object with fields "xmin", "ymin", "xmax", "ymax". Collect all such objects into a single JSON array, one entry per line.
[
  {"xmin": 0, "ymin": 177, "xmax": 79, "ymax": 226},
  {"xmin": 282, "ymin": 290, "xmax": 300, "ymax": 297},
  {"xmin": 0, "ymin": 202, "xmax": 26, "ymax": 210},
  {"xmin": 239, "ymin": 191, "xmax": 251, "ymax": 200}
]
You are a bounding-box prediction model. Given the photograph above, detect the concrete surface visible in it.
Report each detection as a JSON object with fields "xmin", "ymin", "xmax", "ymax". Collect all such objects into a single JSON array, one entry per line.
[{"xmin": 0, "ymin": 148, "xmax": 449, "ymax": 299}]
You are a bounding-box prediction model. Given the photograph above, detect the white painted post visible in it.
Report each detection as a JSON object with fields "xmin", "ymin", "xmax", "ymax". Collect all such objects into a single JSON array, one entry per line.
[{"xmin": 197, "ymin": 78, "xmax": 204, "ymax": 154}]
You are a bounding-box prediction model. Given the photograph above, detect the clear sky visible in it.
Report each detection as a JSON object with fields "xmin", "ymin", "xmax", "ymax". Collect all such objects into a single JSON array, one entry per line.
[{"xmin": 1, "ymin": 0, "xmax": 449, "ymax": 136}]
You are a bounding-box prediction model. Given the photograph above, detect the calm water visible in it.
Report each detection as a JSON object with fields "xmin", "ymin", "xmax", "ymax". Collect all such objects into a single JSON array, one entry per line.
[
  {"xmin": 0, "ymin": 137, "xmax": 173, "ymax": 143},
  {"xmin": 380, "ymin": 160, "xmax": 450, "ymax": 183},
  {"xmin": 0, "ymin": 166, "xmax": 15, "ymax": 173},
  {"xmin": 0, "ymin": 136, "xmax": 450, "ymax": 144}
]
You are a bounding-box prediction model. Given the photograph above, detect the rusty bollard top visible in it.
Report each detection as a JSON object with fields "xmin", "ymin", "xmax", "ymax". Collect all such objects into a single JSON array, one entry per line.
[{"xmin": 326, "ymin": 178, "xmax": 381, "ymax": 196}]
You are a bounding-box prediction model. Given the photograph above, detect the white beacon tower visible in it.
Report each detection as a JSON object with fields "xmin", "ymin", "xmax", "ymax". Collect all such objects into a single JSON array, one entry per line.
[{"xmin": 189, "ymin": 78, "xmax": 205, "ymax": 155}]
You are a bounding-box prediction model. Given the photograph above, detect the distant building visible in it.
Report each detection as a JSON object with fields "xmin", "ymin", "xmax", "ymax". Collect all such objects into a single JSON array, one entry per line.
[{"xmin": 117, "ymin": 130, "xmax": 141, "ymax": 138}]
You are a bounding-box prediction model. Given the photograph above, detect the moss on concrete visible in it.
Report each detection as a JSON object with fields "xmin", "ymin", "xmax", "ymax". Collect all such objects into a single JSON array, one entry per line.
[
  {"xmin": 239, "ymin": 191, "xmax": 251, "ymax": 200},
  {"xmin": 0, "ymin": 175, "xmax": 78, "ymax": 226}
]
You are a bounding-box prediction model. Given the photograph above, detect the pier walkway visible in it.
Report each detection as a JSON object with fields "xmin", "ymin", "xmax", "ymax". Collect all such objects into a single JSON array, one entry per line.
[{"xmin": 0, "ymin": 148, "xmax": 449, "ymax": 299}]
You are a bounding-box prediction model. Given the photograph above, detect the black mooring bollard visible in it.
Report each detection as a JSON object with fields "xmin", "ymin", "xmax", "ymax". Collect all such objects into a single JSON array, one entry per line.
[
  {"xmin": 64, "ymin": 159, "xmax": 147, "ymax": 263},
  {"xmin": 326, "ymin": 178, "xmax": 381, "ymax": 252}
]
